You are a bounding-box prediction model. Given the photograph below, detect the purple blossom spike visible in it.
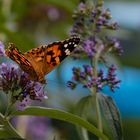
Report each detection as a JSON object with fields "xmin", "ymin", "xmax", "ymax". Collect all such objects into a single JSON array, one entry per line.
[{"xmin": 68, "ymin": 1, "xmax": 122, "ymax": 93}]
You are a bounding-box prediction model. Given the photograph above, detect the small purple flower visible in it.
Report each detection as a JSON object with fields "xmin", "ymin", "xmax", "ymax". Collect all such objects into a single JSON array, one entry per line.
[
  {"xmin": 80, "ymin": 71, "xmax": 86, "ymax": 79},
  {"xmin": 110, "ymin": 22, "xmax": 119, "ymax": 30},
  {"xmin": 83, "ymin": 64, "xmax": 93, "ymax": 76},
  {"xmin": 84, "ymin": 76, "xmax": 103, "ymax": 91},
  {"xmin": 16, "ymin": 96, "xmax": 32, "ymax": 110},
  {"xmin": 107, "ymin": 65, "xmax": 121, "ymax": 92},
  {"xmin": 106, "ymin": 37, "xmax": 123, "ymax": 55},
  {"xmin": 111, "ymin": 38, "xmax": 123, "ymax": 55},
  {"xmin": 82, "ymin": 37, "xmax": 97, "ymax": 58},
  {"xmin": 72, "ymin": 67, "xmax": 80, "ymax": 75},
  {"xmin": 102, "ymin": 9, "xmax": 111, "ymax": 20},
  {"xmin": 98, "ymin": 69, "xmax": 104, "ymax": 81},
  {"xmin": 67, "ymin": 81, "xmax": 77, "ymax": 89},
  {"xmin": 96, "ymin": 16, "xmax": 107, "ymax": 26},
  {"xmin": 71, "ymin": 67, "xmax": 81, "ymax": 82},
  {"xmin": 0, "ymin": 41, "xmax": 5, "ymax": 58},
  {"xmin": 78, "ymin": 2, "xmax": 86, "ymax": 11},
  {"xmin": 92, "ymin": 9, "xmax": 97, "ymax": 18}
]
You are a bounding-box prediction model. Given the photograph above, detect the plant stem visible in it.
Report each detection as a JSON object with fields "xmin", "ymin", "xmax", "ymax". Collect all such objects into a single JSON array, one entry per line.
[
  {"xmin": 81, "ymin": 127, "xmax": 90, "ymax": 140},
  {"xmin": 4, "ymin": 92, "xmax": 13, "ymax": 118},
  {"xmin": 92, "ymin": 54, "xmax": 103, "ymax": 140},
  {"xmin": 80, "ymin": 113, "xmax": 90, "ymax": 140},
  {"xmin": 95, "ymin": 93, "xmax": 103, "ymax": 140},
  {"xmin": 0, "ymin": 113, "xmax": 23, "ymax": 139}
]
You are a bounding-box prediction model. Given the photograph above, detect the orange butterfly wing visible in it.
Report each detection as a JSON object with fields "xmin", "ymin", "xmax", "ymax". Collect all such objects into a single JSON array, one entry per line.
[
  {"xmin": 6, "ymin": 37, "xmax": 80, "ymax": 83},
  {"xmin": 5, "ymin": 43, "xmax": 38, "ymax": 81},
  {"xmin": 23, "ymin": 45, "xmax": 48, "ymax": 83},
  {"xmin": 45, "ymin": 37, "xmax": 80, "ymax": 73}
]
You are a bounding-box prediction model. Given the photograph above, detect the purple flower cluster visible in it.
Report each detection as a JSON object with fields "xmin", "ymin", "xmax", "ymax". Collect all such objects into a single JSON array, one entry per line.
[
  {"xmin": 68, "ymin": 1, "xmax": 122, "ymax": 94},
  {"xmin": 67, "ymin": 64, "xmax": 121, "ymax": 92},
  {"xmin": 92, "ymin": 8, "xmax": 119, "ymax": 32},
  {"xmin": 0, "ymin": 62, "xmax": 47, "ymax": 110},
  {"xmin": 0, "ymin": 41, "xmax": 47, "ymax": 110},
  {"xmin": 72, "ymin": 2, "xmax": 118, "ymax": 35},
  {"xmin": 71, "ymin": 2, "xmax": 123, "ymax": 59}
]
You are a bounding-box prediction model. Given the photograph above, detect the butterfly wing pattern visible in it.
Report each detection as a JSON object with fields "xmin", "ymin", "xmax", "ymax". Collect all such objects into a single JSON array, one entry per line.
[{"xmin": 6, "ymin": 37, "xmax": 80, "ymax": 83}]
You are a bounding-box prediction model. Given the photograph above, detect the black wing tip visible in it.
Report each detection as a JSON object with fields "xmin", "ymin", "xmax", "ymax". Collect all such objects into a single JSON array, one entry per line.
[
  {"xmin": 70, "ymin": 36, "xmax": 80, "ymax": 43},
  {"xmin": 63, "ymin": 36, "xmax": 80, "ymax": 46}
]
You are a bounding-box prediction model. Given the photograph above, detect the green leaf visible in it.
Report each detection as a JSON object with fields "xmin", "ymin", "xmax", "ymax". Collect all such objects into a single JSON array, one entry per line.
[
  {"xmin": 98, "ymin": 94, "xmax": 123, "ymax": 140},
  {"xmin": 12, "ymin": 106, "xmax": 109, "ymax": 140},
  {"xmin": 0, "ymin": 113, "xmax": 24, "ymax": 139},
  {"xmin": 75, "ymin": 95, "xmax": 92, "ymax": 116}
]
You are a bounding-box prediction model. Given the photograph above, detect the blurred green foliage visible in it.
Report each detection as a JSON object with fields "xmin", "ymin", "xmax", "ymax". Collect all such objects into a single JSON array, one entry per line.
[{"xmin": 0, "ymin": 0, "xmax": 79, "ymax": 51}]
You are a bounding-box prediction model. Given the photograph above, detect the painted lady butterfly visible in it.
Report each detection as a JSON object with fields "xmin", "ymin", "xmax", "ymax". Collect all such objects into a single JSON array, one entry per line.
[{"xmin": 5, "ymin": 37, "xmax": 80, "ymax": 84}]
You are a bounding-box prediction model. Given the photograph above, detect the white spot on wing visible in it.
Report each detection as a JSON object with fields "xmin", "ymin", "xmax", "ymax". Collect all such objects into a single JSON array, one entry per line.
[
  {"xmin": 65, "ymin": 49, "xmax": 71, "ymax": 55},
  {"xmin": 64, "ymin": 44, "xmax": 68, "ymax": 48}
]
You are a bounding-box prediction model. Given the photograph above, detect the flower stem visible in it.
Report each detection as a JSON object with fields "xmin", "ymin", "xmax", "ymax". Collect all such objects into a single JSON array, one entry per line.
[
  {"xmin": 0, "ymin": 113, "xmax": 23, "ymax": 138},
  {"xmin": 4, "ymin": 92, "xmax": 13, "ymax": 118},
  {"xmin": 81, "ymin": 127, "xmax": 89, "ymax": 140},
  {"xmin": 95, "ymin": 93, "xmax": 103, "ymax": 140},
  {"xmin": 92, "ymin": 54, "xmax": 103, "ymax": 140}
]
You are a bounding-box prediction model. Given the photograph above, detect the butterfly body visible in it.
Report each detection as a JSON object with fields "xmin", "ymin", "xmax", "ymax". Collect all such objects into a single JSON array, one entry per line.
[{"xmin": 5, "ymin": 37, "xmax": 80, "ymax": 84}]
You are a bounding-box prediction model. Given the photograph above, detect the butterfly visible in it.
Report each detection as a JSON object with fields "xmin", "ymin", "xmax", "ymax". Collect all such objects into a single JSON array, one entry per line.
[{"xmin": 5, "ymin": 37, "xmax": 80, "ymax": 84}]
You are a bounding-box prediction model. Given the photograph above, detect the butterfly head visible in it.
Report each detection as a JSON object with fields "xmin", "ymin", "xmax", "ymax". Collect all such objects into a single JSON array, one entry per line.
[{"xmin": 6, "ymin": 43, "xmax": 17, "ymax": 56}]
